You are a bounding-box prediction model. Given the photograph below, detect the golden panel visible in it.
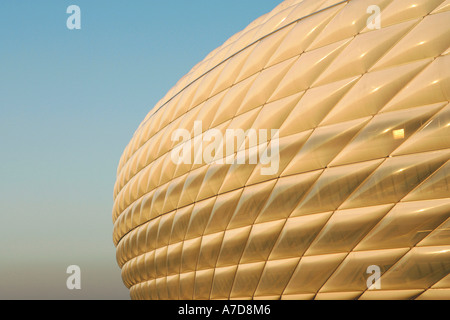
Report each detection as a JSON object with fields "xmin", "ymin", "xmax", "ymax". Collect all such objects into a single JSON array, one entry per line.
[{"xmin": 113, "ymin": 0, "xmax": 450, "ymax": 300}]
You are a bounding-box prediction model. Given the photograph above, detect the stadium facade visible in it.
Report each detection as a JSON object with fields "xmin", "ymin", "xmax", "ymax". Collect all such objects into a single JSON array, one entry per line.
[{"xmin": 113, "ymin": 0, "xmax": 450, "ymax": 300}]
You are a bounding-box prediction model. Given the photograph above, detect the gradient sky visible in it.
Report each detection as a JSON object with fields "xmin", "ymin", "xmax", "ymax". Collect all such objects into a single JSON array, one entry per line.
[{"xmin": 0, "ymin": 0, "xmax": 282, "ymax": 299}]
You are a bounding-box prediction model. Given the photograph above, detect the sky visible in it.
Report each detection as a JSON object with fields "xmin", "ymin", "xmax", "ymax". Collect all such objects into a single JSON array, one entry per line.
[{"xmin": 0, "ymin": 0, "xmax": 282, "ymax": 299}]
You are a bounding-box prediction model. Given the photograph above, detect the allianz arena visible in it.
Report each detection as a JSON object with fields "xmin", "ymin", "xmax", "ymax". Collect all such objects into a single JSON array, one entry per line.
[{"xmin": 113, "ymin": 0, "xmax": 450, "ymax": 300}]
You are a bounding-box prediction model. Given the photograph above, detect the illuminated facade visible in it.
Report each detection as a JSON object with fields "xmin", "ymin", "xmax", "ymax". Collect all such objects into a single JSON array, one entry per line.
[{"xmin": 113, "ymin": 0, "xmax": 450, "ymax": 300}]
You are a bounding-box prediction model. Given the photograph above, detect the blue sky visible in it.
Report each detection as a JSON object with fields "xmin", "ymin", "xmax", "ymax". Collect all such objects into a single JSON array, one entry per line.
[{"xmin": 0, "ymin": 0, "xmax": 281, "ymax": 299}]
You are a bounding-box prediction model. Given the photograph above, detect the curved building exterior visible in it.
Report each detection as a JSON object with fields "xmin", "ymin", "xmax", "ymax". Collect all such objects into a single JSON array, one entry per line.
[{"xmin": 113, "ymin": 0, "xmax": 450, "ymax": 300}]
